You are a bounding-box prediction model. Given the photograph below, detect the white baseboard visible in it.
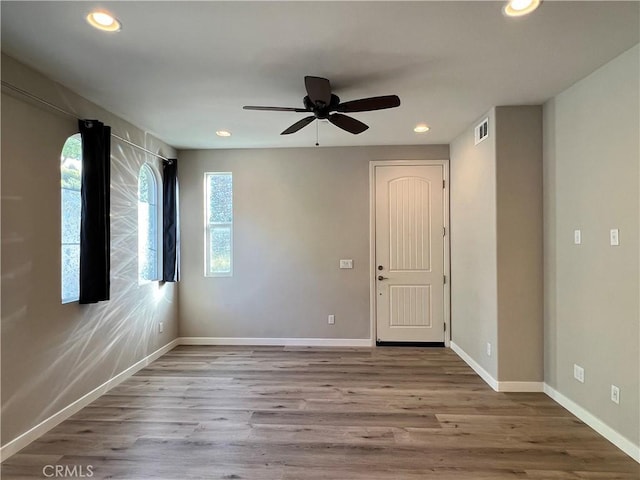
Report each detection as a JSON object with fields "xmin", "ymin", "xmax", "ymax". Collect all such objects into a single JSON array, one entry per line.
[
  {"xmin": 0, "ymin": 338, "xmax": 180, "ymax": 462},
  {"xmin": 449, "ymin": 341, "xmax": 638, "ymax": 463},
  {"xmin": 1, "ymin": 335, "xmax": 370, "ymax": 461},
  {"xmin": 544, "ymin": 384, "xmax": 640, "ymax": 463},
  {"xmin": 179, "ymin": 337, "xmax": 373, "ymax": 347},
  {"xmin": 450, "ymin": 342, "xmax": 544, "ymax": 393},
  {"xmin": 450, "ymin": 341, "xmax": 499, "ymax": 391},
  {"xmin": 5, "ymin": 337, "xmax": 637, "ymax": 466}
]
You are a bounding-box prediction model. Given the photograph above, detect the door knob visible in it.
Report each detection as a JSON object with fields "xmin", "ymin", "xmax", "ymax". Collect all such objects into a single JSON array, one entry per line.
[
  {"xmin": 378, "ymin": 265, "xmax": 384, "ymax": 271},
  {"xmin": 377, "ymin": 275, "xmax": 388, "ymax": 281}
]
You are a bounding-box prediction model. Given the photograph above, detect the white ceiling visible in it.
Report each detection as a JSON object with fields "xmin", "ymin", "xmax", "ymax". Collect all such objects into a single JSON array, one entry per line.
[{"xmin": 2, "ymin": 1, "xmax": 638, "ymax": 150}]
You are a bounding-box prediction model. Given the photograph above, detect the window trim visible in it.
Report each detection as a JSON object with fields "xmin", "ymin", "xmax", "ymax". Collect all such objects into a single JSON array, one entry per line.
[
  {"xmin": 137, "ymin": 163, "xmax": 163, "ymax": 285},
  {"xmin": 204, "ymin": 172, "xmax": 233, "ymax": 277}
]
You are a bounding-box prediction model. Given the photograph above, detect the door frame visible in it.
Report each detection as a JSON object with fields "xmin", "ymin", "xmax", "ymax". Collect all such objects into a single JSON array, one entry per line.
[{"xmin": 369, "ymin": 160, "xmax": 451, "ymax": 347}]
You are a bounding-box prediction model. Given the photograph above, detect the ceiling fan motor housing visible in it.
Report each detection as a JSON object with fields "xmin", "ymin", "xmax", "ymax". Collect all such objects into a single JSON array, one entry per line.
[{"xmin": 304, "ymin": 94, "xmax": 341, "ymax": 119}]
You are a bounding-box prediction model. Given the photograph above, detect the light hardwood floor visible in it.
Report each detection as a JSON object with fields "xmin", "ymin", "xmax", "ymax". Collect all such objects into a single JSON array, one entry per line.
[{"xmin": 3, "ymin": 346, "xmax": 638, "ymax": 479}]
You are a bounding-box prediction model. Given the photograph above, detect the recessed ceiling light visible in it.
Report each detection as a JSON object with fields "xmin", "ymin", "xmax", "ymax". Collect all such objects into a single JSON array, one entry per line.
[
  {"xmin": 414, "ymin": 124, "xmax": 430, "ymax": 133},
  {"xmin": 86, "ymin": 10, "xmax": 121, "ymax": 32},
  {"xmin": 503, "ymin": 0, "xmax": 540, "ymax": 17},
  {"xmin": 216, "ymin": 130, "xmax": 232, "ymax": 137}
]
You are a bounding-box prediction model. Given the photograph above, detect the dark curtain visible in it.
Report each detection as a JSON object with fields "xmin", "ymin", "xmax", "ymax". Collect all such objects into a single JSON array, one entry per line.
[
  {"xmin": 78, "ymin": 119, "xmax": 111, "ymax": 304},
  {"xmin": 163, "ymin": 158, "xmax": 180, "ymax": 282}
]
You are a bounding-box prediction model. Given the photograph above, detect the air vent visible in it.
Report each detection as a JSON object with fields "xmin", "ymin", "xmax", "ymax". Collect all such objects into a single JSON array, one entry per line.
[{"xmin": 474, "ymin": 118, "xmax": 489, "ymax": 145}]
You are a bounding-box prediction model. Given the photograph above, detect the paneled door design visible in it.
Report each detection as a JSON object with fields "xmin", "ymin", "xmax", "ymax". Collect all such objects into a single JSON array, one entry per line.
[{"xmin": 375, "ymin": 165, "xmax": 445, "ymax": 343}]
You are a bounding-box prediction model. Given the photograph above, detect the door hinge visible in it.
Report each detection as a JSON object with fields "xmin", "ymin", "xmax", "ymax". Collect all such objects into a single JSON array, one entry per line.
[
  {"xmin": 444, "ymin": 323, "xmax": 446, "ymax": 332},
  {"xmin": 443, "ymin": 180, "xmax": 445, "ymax": 188},
  {"xmin": 443, "ymin": 227, "xmax": 446, "ymax": 237},
  {"xmin": 444, "ymin": 275, "xmax": 446, "ymax": 284}
]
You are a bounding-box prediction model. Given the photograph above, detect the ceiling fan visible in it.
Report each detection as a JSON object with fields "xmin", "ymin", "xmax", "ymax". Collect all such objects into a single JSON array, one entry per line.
[{"xmin": 243, "ymin": 76, "xmax": 401, "ymax": 135}]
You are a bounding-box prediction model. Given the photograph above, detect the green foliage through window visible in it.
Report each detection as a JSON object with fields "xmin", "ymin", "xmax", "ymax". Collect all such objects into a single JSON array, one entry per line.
[
  {"xmin": 61, "ymin": 167, "xmax": 81, "ymax": 190},
  {"xmin": 61, "ymin": 135, "xmax": 82, "ymax": 190}
]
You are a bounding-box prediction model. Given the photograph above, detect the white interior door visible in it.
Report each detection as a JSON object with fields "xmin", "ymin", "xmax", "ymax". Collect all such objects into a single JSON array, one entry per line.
[{"xmin": 375, "ymin": 165, "xmax": 445, "ymax": 343}]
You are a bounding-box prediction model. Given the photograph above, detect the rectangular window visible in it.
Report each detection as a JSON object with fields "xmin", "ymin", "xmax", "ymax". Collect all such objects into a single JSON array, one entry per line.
[
  {"xmin": 61, "ymin": 187, "xmax": 81, "ymax": 302},
  {"xmin": 205, "ymin": 172, "xmax": 232, "ymax": 276}
]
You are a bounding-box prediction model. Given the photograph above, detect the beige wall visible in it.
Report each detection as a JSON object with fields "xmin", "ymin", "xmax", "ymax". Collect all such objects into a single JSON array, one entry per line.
[
  {"xmin": 1, "ymin": 55, "xmax": 179, "ymax": 445},
  {"xmin": 495, "ymin": 106, "xmax": 543, "ymax": 382},
  {"xmin": 543, "ymin": 44, "xmax": 639, "ymax": 444},
  {"xmin": 178, "ymin": 145, "xmax": 448, "ymax": 339},
  {"xmin": 450, "ymin": 108, "xmax": 499, "ymax": 378},
  {"xmin": 450, "ymin": 106, "xmax": 544, "ymax": 383}
]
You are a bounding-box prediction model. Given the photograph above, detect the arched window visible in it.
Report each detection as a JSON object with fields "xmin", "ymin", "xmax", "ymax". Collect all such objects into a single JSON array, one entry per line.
[
  {"xmin": 138, "ymin": 164, "xmax": 160, "ymax": 282},
  {"xmin": 61, "ymin": 134, "xmax": 82, "ymax": 303}
]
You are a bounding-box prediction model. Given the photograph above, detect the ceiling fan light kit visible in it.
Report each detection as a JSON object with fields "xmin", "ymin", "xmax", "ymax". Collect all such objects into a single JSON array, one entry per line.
[{"xmin": 244, "ymin": 76, "xmax": 400, "ymax": 136}]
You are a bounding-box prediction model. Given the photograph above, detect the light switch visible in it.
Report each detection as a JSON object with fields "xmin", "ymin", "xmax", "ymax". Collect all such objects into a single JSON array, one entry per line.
[
  {"xmin": 574, "ymin": 229, "xmax": 581, "ymax": 245},
  {"xmin": 610, "ymin": 229, "xmax": 620, "ymax": 246},
  {"xmin": 339, "ymin": 259, "xmax": 353, "ymax": 269}
]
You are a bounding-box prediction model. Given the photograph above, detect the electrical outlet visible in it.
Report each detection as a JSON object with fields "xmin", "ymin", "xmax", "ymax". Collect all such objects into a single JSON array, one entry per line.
[
  {"xmin": 328, "ymin": 315, "xmax": 335, "ymax": 325},
  {"xmin": 611, "ymin": 385, "xmax": 620, "ymax": 404},
  {"xmin": 573, "ymin": 364, "xmax": 584, "ymax": 383},
  {"xmin": 159, "ymin": 322, "xmax": 164, "ymax": 334},
  {"xmin": 486, "ymin": 342, "xmax": 491, "ymax": 356}
]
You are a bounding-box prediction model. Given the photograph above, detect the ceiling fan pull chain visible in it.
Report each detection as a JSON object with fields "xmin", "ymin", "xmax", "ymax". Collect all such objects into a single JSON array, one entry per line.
[{"xmin": 315, "ymin": 120, "xmax": 319, "ymax": 146}]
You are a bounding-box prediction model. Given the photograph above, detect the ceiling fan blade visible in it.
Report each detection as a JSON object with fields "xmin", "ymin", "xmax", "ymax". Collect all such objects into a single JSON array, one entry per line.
[
  {"xmin": 244, "ymin": 106, "xmax": 310, "ymax": 112},
  {"xmin": 337, "ymin": 95, "xmax": 401, "ymax": 113},
  {"xmin": 281, "ymin": 116, "xmax": 316, "ymax": 135},
  {"xmin": 328, "ymin": 113, "xmax": 369, "ymax": 135},
  {"xmin": 304, "ymin": 76, "xmax": 332, "ymax": 105}
]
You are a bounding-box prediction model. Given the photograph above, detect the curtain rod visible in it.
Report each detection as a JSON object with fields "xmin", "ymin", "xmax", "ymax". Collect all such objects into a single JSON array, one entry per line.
[{"xmin": 1, "ymin": 80, "xmax": 171, "ymax": 162}]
